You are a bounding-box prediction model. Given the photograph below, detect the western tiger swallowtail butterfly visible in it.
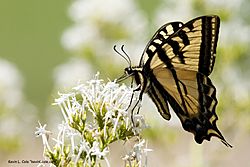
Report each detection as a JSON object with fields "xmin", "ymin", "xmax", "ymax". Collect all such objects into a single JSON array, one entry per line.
[{"xmin": 115, "ymin": 15, "xmax": 232, "ymax": 147}]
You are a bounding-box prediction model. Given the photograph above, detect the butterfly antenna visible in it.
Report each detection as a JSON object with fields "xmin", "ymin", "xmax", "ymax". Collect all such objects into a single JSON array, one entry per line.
[
  {"xmin": 121, "ymin": 45, "xmax": 131, "ymax": 67},
  {"xmin": 113, "ymin": 45, "xmax": 130, "ymax": 66}
]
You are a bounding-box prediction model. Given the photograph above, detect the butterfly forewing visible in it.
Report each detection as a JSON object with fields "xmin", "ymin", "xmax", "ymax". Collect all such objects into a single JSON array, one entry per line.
[
  {"xmin": 140, "ymin": 21, "xmax": 184, "ymax": 67},
  {"xmin": 143, "ymin": 16, "xmax": 220, "ymax": 76}
]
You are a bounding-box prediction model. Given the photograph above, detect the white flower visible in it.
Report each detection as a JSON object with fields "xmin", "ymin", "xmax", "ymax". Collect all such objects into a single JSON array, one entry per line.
[
  {"xmin": 65, "ymin": 128, "xmax": 79, "ymax": 152},
  {"xmin": 132, "ymin": 114, "xmax": 148, "ymax": 135},
  {"xmin": 35, "ymin": 122, "xmax": 52, "ymax": 153},
  {"xmin": 52, "ymin": 122, "xmax": 67, "ymax": 152},
  {"xmin": 35, "ymin": 122, "xmax": 50, "ymax": 137},
  {"xmin": 91, "ymin": 141, "xmax": 109, "ymax": 158},
  {"xmin": 37, "ymin": 73, "xmax": 148, "ymax": 166},
  {"xmin": 89, "ymin": 141, "xmax": 110, "ymax": 167},
  {"xmin": 53, "ymin": 94, "xmax": 72, "ymax": 122},
  {"xmin": 53, "ymin": 92, "xmax": 74, "ymax": 105},
  {"xmin": 75, "ymin": 139, "xmax": 91, "ymax": 165},
  {"xmin": 123, "ymin": 139, "xmax": 153, "ymax": 167}
]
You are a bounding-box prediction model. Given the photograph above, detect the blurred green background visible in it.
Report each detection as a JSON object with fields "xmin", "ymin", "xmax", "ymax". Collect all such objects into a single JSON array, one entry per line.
[
  {"xmin": 0, "ymin": 0, "xmax": 70, "ymax": 111},
  {"xmin": 0, "ymin": 0, "xmax": 250, "ymax": 166}
]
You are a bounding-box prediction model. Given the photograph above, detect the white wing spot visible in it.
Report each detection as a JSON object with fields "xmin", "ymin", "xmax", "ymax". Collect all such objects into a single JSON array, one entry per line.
[
  {"xmin": 149, "ymin": 45, "xmax": 156, "ymax": 52},
  {"xmin": 153, "ymin": 39, "xmax": 162, "ymax": 44},
  {"xmin": 166, "ymin": 25, "xmax": 174, "ymax": 34},
  {"xmin": 160, "ymin": 31, "xmax": 167, "ymax": 36}
]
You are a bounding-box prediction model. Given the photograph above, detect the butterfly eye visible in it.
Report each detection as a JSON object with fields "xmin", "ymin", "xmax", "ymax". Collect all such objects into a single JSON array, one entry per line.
[{"xmin": 124, "ymin": 67, "xmax": 129, "ymax": 74}]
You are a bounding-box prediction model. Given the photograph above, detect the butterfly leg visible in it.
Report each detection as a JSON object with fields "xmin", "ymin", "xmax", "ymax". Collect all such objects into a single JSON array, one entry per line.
[
  {"xmin": 131, "ymin": 90, "xmax": 143, "ymax": 126},
  {"xmin": 125, "ymin": 78, "xmax": 135, "ymax": 111}
]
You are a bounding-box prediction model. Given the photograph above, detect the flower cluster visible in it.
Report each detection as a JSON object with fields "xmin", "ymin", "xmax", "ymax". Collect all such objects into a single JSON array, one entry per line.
[{"xmin": 36, "ymin": 73, "xmax": 151, "ymax": 166}]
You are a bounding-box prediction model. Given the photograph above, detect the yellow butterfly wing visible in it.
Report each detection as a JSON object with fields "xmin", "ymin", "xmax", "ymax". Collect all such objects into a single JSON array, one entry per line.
[{"xmin": 143, "ymin": 15, "xmax": 231, "ymax": 146}]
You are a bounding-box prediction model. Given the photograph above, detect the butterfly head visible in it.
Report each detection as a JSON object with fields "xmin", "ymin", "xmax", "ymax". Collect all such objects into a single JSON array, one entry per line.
[
  {"xmin": 124, "ymin": 66, "xmax": 134, "ymax": 75},
  {"xmin": 115, "ymin": 66, "xmax": 136, "ymax": 83}
]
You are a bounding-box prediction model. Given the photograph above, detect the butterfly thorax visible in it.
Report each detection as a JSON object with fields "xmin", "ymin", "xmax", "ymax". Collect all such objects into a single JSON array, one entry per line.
[{"xmin": 125, "ymin": 66, "xmax": 150, "ymax": 93}]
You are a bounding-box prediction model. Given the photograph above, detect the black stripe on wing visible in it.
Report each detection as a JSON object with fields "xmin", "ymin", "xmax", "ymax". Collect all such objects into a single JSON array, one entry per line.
[
  {"xmin": 199, "ymin": 16, "xmax": 220, "ymax": 76},
  {"xmin": 147, "ymin": 81, "xmax": 171, "ymax": 120}
]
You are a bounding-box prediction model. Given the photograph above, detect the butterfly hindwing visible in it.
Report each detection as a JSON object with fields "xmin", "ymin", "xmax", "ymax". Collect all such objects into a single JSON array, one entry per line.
[
  {"xmin": 149, "ymin": 64, "xmax": 231, "ymax": 146},
  {"xmin": 147, "ymin": 80, "xmax": 171, "ymax": 120}
]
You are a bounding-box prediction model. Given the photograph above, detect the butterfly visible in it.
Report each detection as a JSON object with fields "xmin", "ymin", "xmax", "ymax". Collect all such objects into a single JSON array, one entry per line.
[{"xmin": 115, "ymin": 15, "xmax": 232, "ymax": 147}]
